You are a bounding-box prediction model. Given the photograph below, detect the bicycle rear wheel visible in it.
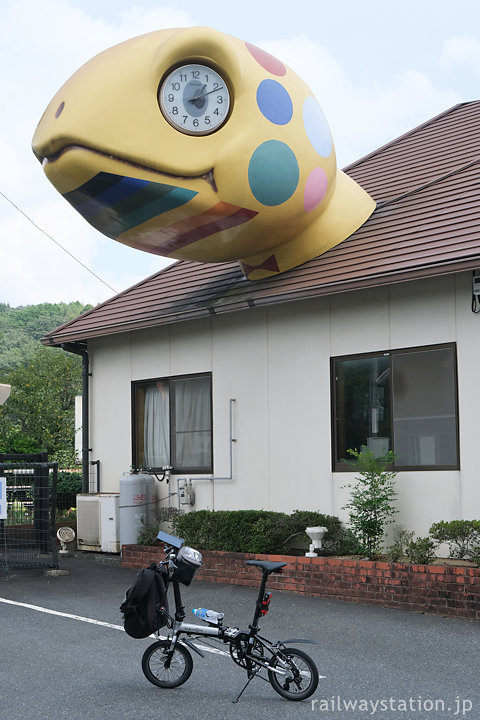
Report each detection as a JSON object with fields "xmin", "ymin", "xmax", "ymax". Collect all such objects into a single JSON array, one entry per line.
[
  {"xmin": 142, "ymin": 640, "xmax": 193, "ymax": 688},
  {"xmin": 268, "ymin": 647, "xmax": 319, "ymax": 701}
]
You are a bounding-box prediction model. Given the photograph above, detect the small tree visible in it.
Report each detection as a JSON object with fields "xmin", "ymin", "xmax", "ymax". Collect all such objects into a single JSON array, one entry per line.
[
  {"xmin": 0, "ymin": 346, "xmax": 81, "ymax": 460},
  {"xmin": 342, "ymin": 448, "xmax": 398, "ymax": 557}
]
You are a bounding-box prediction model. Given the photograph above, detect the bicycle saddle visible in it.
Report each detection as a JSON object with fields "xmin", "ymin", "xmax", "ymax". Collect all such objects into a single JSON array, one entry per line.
[{"xmin": 246, "ymin": 560, "xmax": 287, "ymax": 574}]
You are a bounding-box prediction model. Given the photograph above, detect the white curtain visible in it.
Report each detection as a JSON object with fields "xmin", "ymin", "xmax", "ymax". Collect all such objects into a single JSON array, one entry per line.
[
  {"xmin": 174, "ymin": 377, "xmax": 211, "ymax": 469},
  {"xmin": 144, "ymin": 382, "xmax": 170, "ymax": 468}
]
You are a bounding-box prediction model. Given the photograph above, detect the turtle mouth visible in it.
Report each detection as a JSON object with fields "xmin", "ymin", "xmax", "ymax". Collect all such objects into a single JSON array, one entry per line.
[
  {"xmin": 36, "ymin": 141, "xmax": 259, "ymax": 259},
  {"xmin": 38, "ymin": 143, "xmax": 217, "ymax": 192}
]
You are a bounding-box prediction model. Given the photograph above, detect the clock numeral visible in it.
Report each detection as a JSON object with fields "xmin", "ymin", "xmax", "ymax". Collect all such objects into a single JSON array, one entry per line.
[{"xmin": 161, "ymin": 63, "xmax": 229, "ymax": 134}]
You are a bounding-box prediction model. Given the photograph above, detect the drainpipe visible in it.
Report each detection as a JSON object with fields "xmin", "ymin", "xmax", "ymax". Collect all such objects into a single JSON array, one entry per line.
[{"xmin": 61, "ymin": 343, "xmax": 89, "ymax": 494}]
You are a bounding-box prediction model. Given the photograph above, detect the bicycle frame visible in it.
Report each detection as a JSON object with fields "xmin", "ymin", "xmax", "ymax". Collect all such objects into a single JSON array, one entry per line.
[{"xmin": 143, "ymin": 536, "xmax": 319, "ymax": 702}]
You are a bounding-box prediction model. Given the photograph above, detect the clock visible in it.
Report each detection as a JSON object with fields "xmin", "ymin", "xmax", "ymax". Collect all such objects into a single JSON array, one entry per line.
[{"xmin": 159, "ymin": 63, "xmax": 231, "ymax": 135}]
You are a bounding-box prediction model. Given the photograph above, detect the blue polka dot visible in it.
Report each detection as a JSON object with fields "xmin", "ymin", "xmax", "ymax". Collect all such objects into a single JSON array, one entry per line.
[
  {"xmin": 256, "ymin": 80, "xmax": 293, "ymax": 125},
  {"xmin": 248, "ymin": 140, "xmax": 299, "ymax": 206},
  {"xmin": 303, "ymin": 96, "xmax": 333, "ymax": 158}
]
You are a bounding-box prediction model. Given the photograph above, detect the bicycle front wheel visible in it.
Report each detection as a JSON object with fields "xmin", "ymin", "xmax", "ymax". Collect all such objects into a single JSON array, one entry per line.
[
  {"xmin": 142, "ymin": 640, "xmax": 193, "ymax": 688},
  {"xmin": 268, "ymin": 647, "xmax": 319, "ymax": 701}
]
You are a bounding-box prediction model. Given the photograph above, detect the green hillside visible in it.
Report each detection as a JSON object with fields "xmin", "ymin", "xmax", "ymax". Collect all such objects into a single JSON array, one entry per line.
[{"xmin": 0, "ymin": 301, "xmax": 91, "ymax": 374}]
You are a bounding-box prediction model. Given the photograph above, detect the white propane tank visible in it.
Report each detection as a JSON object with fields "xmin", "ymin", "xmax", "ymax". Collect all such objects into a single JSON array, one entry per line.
[{"xmin": 119, "ymin": 472, "xmax": 152, "ymax": 547}]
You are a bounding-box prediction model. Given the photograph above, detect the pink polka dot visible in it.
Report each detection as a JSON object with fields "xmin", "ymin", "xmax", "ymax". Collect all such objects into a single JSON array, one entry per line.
[
  {"xmin": 245, "ymin": 42, "xmax": 286, "ymax": 76},
  {"xmin": 304, "ymin": 167, "xmax": 328, "ymax": 212}
]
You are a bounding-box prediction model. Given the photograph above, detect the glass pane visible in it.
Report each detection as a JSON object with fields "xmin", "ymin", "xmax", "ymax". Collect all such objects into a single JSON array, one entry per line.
[
  {"xmin": 334, "ymin": 354, "xmax": 391, "ymax": 463},
  {"xmin": 175, "ymin": 431, "xmax": 211, "ymax": 469},
  {"xmin": 392, "ymin": 347, "xmax": 457, "ymax": 467},
  {"xmin": 136, "ymin": 381, "xmax": 170, "ymax": 469},
  {"xmin": 173, "ymin": 376, "xmax": 211, "ymax": 471}
]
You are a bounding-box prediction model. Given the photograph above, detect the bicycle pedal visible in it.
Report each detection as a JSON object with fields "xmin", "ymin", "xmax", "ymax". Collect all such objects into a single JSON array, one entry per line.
[{"xmin": 224, "ymin": 627, "xmax": 240, "ymax": 638}]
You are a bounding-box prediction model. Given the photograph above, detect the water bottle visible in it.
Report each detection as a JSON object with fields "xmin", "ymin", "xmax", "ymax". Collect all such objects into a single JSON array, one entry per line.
[{"xmin": 192, "ymin": 608, "xmax": 224, "ymax": 624}]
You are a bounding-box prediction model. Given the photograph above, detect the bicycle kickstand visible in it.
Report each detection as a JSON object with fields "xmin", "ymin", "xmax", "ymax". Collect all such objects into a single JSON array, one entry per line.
[{"xmin": 232, "ymin": 668, "xmax": 260, "ymax": 704}]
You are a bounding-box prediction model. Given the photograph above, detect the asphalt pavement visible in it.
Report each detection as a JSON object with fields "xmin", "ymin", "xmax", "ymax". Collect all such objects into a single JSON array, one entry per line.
[{"xmin": 0, "ymin": 551, "xmax": 479, "ymax": 720}]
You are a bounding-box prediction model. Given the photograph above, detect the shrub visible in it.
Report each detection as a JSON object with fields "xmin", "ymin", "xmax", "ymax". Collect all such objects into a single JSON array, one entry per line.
[
  {"xmin": 55, "ymin": 471, "xmax": 82, "ymax": 507},
  {"xmin": 172, "ymin": 509, "xmax": 291, "ymax": 554},
  {"xmin": 429, "ymin": 520, "xmax": 480, "ymax": 563},
  {"xmin": 137, "ymin": 506, "xmax": 183, "ymax": 546},
  {"xmin": 166, "ymin": 509, "xmax": 355, "ymax": 556},
  {"xmin": 342, "ymin": 449, "xmax": 398, "ymax": 558},
  {"xmin": 56, "ymin": 471, "xmax": 82, "ymax": 496},
  {"xmin": 405, "ymin": 536, "xmax": 438, "ymax": 565},
  {"xmin": 385, "ymin": 527, "xmax": 414, "ymax": 562}
]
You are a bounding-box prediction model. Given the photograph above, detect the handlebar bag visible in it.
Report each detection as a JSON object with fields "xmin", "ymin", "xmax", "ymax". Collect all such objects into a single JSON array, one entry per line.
[{"xmin": 171, "ymin": 546, "xmax": 203, "ymax": 586}]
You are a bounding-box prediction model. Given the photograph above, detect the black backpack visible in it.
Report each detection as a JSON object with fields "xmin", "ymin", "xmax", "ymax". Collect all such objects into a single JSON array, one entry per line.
[{"xmin": 120, "ymin": 564, "xmax": 169, "ymax": 639}]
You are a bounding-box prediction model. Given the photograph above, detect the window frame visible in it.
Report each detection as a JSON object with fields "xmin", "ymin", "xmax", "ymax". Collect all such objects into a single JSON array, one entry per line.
[
  {"xmin": 331, "ymin": 343, "xmax": 460, "ymax": 472},
  {"xmin": 132, "ymin": 372, "xmax": 213, "ymax": 474}
]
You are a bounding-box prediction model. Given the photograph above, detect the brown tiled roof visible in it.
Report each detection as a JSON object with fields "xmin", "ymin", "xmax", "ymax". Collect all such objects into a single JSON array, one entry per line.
[{"xmin": 43, "ymin": 101, "xmax": 480, "ymax": 347}]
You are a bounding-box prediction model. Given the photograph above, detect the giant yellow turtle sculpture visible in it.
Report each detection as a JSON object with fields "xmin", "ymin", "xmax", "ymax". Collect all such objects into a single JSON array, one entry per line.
[{"xmin": 32, "ymin": 27, "xmax": 375, "ymax": 280}]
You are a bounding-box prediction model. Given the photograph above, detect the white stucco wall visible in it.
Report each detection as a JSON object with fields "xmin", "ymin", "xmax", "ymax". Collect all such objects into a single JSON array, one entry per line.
[{"xmin": 87, "ymin": 271, "xmax": 479, "ymax": 536}]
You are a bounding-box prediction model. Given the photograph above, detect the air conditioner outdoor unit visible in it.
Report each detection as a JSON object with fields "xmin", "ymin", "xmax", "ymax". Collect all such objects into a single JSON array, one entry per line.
[{"xmin": 76, "ymin": 493, "xmax": 120, "ymax": 553}]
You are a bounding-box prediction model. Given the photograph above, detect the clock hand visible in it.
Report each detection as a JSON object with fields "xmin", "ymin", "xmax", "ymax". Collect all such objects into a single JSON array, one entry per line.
[
  {"xmin": 188, "ymin": 86, "xmax": 224, "ymax": 103},
  {"xmin": 187, "ymin": 84, "xmax": 206, "ymax": 105}
]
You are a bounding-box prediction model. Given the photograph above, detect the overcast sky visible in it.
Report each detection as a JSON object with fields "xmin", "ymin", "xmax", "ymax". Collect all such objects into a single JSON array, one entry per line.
[{"xmin": 1, "ymin": 0, "xmax": 479, "ymax": 307}]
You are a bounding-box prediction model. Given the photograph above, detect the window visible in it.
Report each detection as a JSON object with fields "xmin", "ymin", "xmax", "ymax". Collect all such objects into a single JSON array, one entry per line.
[
  {"xmin": 133, "ymin": 374, "xmax": 212, "ymax": 473},
  {"xmin": 332, "ymin": 344, "xmax": 459, "ymax": 471}
]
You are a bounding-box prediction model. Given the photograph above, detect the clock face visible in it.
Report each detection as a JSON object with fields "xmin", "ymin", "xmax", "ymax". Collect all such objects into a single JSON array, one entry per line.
[{"xmin": 159, "ymin": 63, "xmax": 231, "ymax": 135}]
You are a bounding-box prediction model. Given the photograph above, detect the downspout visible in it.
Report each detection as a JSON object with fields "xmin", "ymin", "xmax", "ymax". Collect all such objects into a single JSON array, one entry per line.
[{"xmin": 61, "ymin": 343, "xmax": 89, "ymax": 494}]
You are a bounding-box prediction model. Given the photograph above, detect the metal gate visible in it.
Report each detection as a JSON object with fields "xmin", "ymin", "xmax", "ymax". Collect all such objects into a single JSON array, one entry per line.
[{"xmin": 0, "ymin": 453, "xmax": 58, "ymax": 570}]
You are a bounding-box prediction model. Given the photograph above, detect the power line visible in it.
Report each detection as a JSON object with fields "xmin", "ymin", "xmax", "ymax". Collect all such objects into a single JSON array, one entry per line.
[{"xmin": 0, "ymin": 189, "xmax": 118, "ymax": 295}]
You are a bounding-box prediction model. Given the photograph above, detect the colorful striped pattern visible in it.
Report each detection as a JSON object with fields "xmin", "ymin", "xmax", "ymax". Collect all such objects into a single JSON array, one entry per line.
[
  {"xmin": 63, "ymin": 171, "xmax": 258, "ymax": 256},
  {"xmin": 144, "ymin": 202, "xmax": 258, "ymax": 256},
  {"xmin": 63, "ymin": 172, "xmax": 198, "ymax": 239}
]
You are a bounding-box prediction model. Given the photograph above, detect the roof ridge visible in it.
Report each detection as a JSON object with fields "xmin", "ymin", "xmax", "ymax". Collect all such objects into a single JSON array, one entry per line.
[
  {"xmin": 343, "ymin": 101, "xmax": 475, "ymax": 173},
  {"xmin": 375, "ymin": 157, "xmax": 480, "ymax": 211}
]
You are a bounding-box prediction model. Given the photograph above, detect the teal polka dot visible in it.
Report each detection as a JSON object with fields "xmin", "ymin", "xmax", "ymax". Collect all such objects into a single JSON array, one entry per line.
[{"xmin": 248, "ymin": 140, "xmax": 299, "ymax": 206}]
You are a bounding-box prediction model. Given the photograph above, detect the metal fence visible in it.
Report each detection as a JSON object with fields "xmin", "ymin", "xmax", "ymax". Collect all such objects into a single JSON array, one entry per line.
[{"xmin": 0, "ymin": 456, "xmax": 59, "ymax": 571}]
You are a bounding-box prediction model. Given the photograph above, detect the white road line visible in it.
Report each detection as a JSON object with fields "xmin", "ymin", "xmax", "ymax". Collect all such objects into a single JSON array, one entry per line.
[
  {"xmin": 0, "ymin": 596, "xmax": 125, "ymax": 630},
  {"xmin": 0, "ymin": 597, "xmax": 324, "ymax": 670},
  {"xmin": 0, "ymin": 596, "xmax": 229, "ymax": 655}
]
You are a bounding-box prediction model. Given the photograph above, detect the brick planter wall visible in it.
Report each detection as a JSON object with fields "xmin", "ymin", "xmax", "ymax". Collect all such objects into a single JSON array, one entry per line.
[{"xmin": 122, "ymin": 545, "xmax": 480, "ymax": 621}]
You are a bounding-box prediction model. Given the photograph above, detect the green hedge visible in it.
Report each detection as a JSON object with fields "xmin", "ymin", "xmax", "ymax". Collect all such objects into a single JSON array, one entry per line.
[
  {"xmin": 429, "ymin": 520, "xmax": 480, "ymax": 562},
  {"xmin": 55, "ymin": 471, "xmax": 82, "ymax": 506},
  {"xmin": 169, "ymin": 509, "xmax": 360, "ymax": 556}
]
